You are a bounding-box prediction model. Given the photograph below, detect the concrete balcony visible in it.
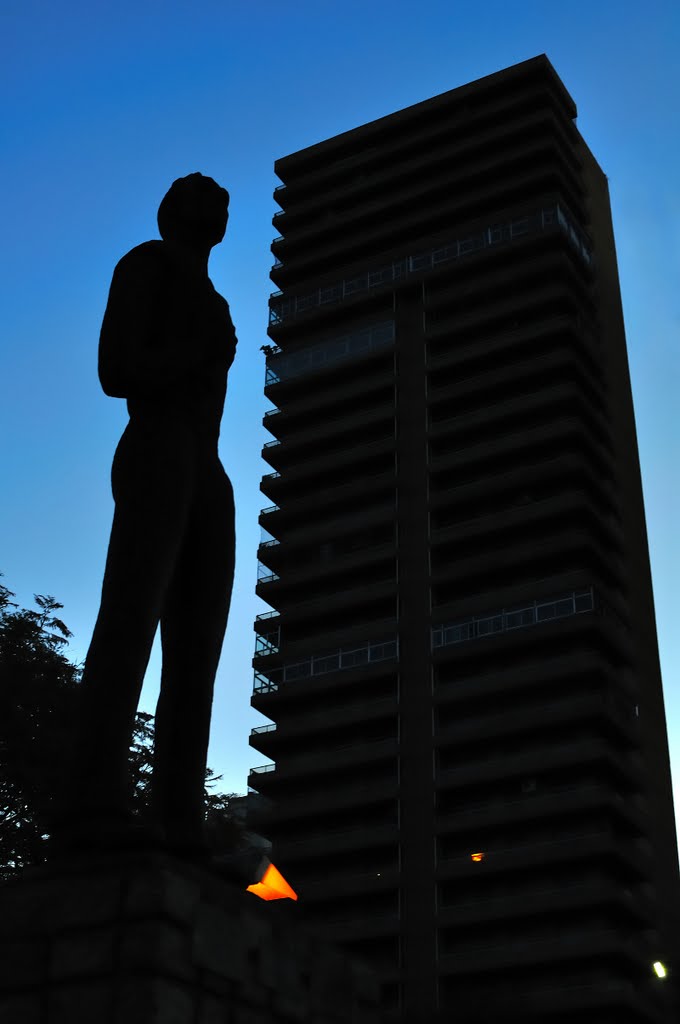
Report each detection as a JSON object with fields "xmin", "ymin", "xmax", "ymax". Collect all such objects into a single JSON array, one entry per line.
[
  {"xmin": 254, "ymin": 776, "xmax": 399, "ymax": 825},
  {"xmin": 429, "ymin": 450, "xmax": 618, "ymax": 530},
  {"xmin": 428, "ymin": 411, "xmax": 612, "ymax": 483},
  {"xmin": 438, "ymin": 926, "xmax": 649, "ymax": 976},
  {"xmin": 435, "ymin": 693, "xmax": 639, "ymax": 753},
  {"xmin": 250, "ymin": 695, "xmax": 398, "ymax": 759},
  {"xmin": 438, "ymin": 878, "xmax": 652, "ymax": 929},
  {"xmin": 274, "ymin": 822, "xmax": 399, "ymax": 865},
  {"xmin": 260, "ymin": 436, "xmax": 395, "ymax": 503},
  {"xmin": 435, "ymin": 783, "xmax": 646, "ymax": 841},
  {"xmin": 426, "ymin": 311, "xmax": 601, "ymax": 381},
  {"xmin": 435, "ymin": 737, "xmax": 642, "ymax": 796}
]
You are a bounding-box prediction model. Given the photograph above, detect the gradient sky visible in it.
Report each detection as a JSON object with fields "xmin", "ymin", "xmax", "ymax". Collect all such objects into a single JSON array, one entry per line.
[{"xmin": 2, "ymin": 1, "xmax": 679, "ymax": 818}]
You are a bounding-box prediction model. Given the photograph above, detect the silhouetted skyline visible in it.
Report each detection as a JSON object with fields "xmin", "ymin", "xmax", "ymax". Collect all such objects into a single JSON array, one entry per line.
[{"xmin": 1, "ymin": 1, "xmax": 678, "ymax": 813}]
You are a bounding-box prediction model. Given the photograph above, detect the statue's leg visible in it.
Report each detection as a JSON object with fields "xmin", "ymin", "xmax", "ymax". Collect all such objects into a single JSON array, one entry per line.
[
  {"xmin": 153, "ymin": 460, "xmax": 235, "ymax": 854},
  {"xmin": 67, "ymin": 425, "xmax": 195, "ymax": 823}
]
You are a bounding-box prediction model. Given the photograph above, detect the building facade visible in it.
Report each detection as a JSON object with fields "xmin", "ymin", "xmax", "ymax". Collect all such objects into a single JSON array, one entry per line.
[{"xmin": 248, "ymin": 56, "xmax": 679, "ymax": 1023}]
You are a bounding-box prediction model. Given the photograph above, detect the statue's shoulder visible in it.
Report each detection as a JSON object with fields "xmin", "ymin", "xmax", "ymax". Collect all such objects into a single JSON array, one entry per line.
[{"xmin": 113, "ymin": 240, "xmax": 170, "ymax": 282}]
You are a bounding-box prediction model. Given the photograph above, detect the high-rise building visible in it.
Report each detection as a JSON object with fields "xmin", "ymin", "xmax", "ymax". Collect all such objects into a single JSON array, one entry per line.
[{"xmin": 248, "ymin": 55, "xmax": 679, "ymax": 1023}]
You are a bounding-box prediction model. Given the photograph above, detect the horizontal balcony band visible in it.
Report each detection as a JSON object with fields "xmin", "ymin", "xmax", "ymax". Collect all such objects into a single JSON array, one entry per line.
[
  {"xmin": 248, "ymin": 777, "xmax": 399, "ymax": 823},
  {"xmin": 250, "ymin": 695, "xmax": 398, "ymax": 752},
  {"xmin": 269, "ymin": 205, "xmax": 591, "ymax": 326},
  {"xmin": 428, "ymin": 412, "xmax": 612, "ymax": 480},
  {"xmin": 274, "ymin": 92, "xmax": 579, "ymax": 207},
  {"xmin": 429, "ymin": 449, "xmax": 616, "ymax": 514},
  {"xmin": 430, "ymin": 533, "xmax": 625, "ymax": 601},
  {"xmin": 253, "ymin": 637, "xmax": 399, "ymax": 694},
  {"xmin": 272, "ymin": 823, "xmax": 399, "ymax": 863},
  {"xmin": 272, "ymin": 162, "xmax": 588, "ymax": 292},
  {"xmin": 262, "ymin": 419, "xmax": 396, "ymax": 473},
  {"xmin": 432, "ymin": 587, "xmax": 593, "ymax": 649},
  {"xmin": 260, "ymin": 437, "xmax": 395, "ymax": 498},
  {"xmin": 437, "ymin": 927, "xmax": 648, "ymax": 976},
  {"xmin": 264, "ymin": 321, "xmax": 395, "ymax": 387},
  {"xmin": 255, "ymin": 545, "xmax": 395, "ymax": 600},
  {"xmin": 436, "ymin": 741, "xmax": 642, "ymax": 796},
  {"xmin": 258, "ymin": 496, "xmax": 395, "ymax": 548},
  {"xmin": 434, "ymin": 637, "xmax": 636, "ymax": 711},
  {"xmin": 435, "ymin": 784, "xmax": 645, "ymax": 838},
  {"xmin": 426, "ymin": 316, "xmax": 603, "ymax": 389},
  {"xmin": 301, "ymin": 866, "xmax": 400, "ymax": 902},
  {"xmin": 435, "ymin": 694, "xmax": 639, "ymax": 754},
  {"xmin": 260, "ymin": 467, "xmax": 395, "ymax": 521},
  {"xmin": 430, "ymin": 492, "xmax": 624, "ymax": 554},
  {"xmin": 438, "ymin": 880, "xmax": 651, "ymax": 930},
  {"xmin": 272, "ymin": 111, "xmax": 582, "ymax": 244}
]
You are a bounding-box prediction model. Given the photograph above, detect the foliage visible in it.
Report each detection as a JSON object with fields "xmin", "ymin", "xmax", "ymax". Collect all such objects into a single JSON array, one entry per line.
[
  {"xmin": 0, "ymin": 578, "xmax": 80, "ymax": 877},
  {"xmin": 0, "ymin": 575, "xmax": 246, "ymax": 878}
]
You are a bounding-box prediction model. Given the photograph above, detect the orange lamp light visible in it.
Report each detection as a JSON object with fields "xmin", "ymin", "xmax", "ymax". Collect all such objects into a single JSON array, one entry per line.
[
  {"xmin": 247, "ymin": 860, "xmax": 298, "ymax": 901},
  {"xmin": 470, "ymin": 852, "xmax": 485, "ymax": 863}
]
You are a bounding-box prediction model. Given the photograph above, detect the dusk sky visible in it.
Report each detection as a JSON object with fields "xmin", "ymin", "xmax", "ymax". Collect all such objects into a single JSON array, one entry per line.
[{"xmin": 2, "ymin": 1, "xmax": 678, "ymax": 817}]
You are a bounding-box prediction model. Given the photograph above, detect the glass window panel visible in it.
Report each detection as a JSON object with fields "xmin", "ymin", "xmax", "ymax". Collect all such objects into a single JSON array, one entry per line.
[
  {"xmin": 409, "ymin": 253, "xmax": 431, "ymax": 272},
  {"xmin": 510, "ymin": 219, "xmax": 529, "ymax": 237},
  {"xmin": 536, "ymin": 602, "xmax": 558, "ymax": 621},
  {"xmin": 344, "ymin": 274, "xmax": 368, "ymax": 295},
  {"xmin": 574, "ymin": 591, "xmax": 594, "ymax": 612},
  {"xmin": 313, "ymin": 654, "xmax": 340, "ymax": 675},
  {"xmin": 319, "ymin": 285, "xmax": 341, "ymax": 304},
  {"xmin": 284, "ymin": 661, "xmax": 311, "ymax": 681},
  {"xmin": 505, "ymin": 608, "xmax": 535, "ymax": 629},
  {"xmin": 296, "ymin": 294, "xmax": 316, "ymax": 312},
  {"xmin": 433, "ymin": 244, "xmax": 457, "ymax": 263},
  {"xmin": 341, "ymin": 647, "xmax": 369, "ymax": 668},
  {"xmin": 369, "ymin": 267, "xmax": 392, "ymax": 287},
  {"xmin": 369, "ymin": 642, "xmax": 395, "ymax": 662},
  {"xmin": 444, "ymin": 624, "xmax": 470, "ymax": 645},
  {"xmin": 476, "ymin": 615, "xmax": 503, "ymax": 636}
]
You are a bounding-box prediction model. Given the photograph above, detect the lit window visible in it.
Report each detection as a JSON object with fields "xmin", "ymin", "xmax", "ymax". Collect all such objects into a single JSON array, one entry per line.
[
  {"xmin": 652, "ymin": 961, "xmax": 667, "ymax": 979},
  {"xmin": 471, "ymin": 852, "xmax": 485, "ymax": 863}
]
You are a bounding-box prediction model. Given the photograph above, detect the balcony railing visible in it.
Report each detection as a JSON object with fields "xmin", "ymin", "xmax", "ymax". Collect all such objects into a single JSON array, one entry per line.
[
  {"xmin": 255, "ymin": 629, "xmax": 280, "ymax": 655},
  {"xmin": 257, "ymin": 562, "xmax": 280, "ymax": 585},
  {"xmin": 255, "ymin": 609, "xmax": 280, "ymax": 621},
  {"xmin": 251, "ymin": 723, "xmax": 276, "ymax": 735},
  {"xmin": 253, "ymin": 638, "xmax": 399, "ymax": 694},
  {"xmin": 268, "ymin": 204, "xmax": 593, "ymax": 325},
  {"xmin": 265, "ymin": 320, "xmax": 395, "ymax": 386},
  {"xmin": 260, "ymin": 504, "xmax": 280, "ymax": 516},
  {"xmin": 432, "ymin": 588, "xmax": 594, "ymax": 649},
  {"xmin": 250, "ymin": 762, "xmax": 276, "ymax": 775}
]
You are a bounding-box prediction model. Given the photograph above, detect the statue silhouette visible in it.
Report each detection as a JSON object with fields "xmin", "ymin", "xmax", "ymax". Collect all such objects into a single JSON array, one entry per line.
[{"xmin": 58, "ymin": 173, "xmax": 237, "ymax": 858}]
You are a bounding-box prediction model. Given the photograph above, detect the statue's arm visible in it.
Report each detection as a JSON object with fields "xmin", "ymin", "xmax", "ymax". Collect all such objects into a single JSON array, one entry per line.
[{"xmin": 98, "ymin": 243, "xmax": 224, "ymax": 398}]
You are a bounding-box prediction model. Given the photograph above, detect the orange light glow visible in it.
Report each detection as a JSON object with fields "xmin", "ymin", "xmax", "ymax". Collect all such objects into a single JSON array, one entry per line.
[
  {"xmin": 471, "ymin": 852, "xmax": 485, "ymax": 862},
  {"xmin": 247, "ymin": 862, "xmax": 298, "ymax": 901}
]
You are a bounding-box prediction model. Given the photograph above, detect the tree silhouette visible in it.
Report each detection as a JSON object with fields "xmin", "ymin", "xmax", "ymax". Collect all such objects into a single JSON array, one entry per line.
[{"xmin": 0, "ymin": 576, "xmax": 245, "ymax": 877}]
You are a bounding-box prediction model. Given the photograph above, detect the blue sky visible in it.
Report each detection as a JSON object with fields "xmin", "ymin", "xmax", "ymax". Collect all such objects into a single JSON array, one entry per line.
[{"xmin": 2, "ymin": 1, "xmax": 679, "ymax": 815}]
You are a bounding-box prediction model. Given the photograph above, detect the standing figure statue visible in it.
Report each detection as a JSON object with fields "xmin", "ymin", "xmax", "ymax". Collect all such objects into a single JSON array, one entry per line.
[{"xmin": 57, "ymin": 173, "xmax": 237, "ymax": 859}]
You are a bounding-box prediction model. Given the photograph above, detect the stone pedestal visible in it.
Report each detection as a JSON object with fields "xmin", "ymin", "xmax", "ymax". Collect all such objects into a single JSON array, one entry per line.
[{"xmin": 0, "ymin": 852, "xmax": 379, "ymax": 1024}]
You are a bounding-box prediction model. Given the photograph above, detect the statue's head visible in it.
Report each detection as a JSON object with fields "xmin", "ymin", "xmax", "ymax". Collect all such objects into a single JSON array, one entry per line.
[{"xmin": 157, "ymin": 173, "xmax": 230, "ymax": 248}]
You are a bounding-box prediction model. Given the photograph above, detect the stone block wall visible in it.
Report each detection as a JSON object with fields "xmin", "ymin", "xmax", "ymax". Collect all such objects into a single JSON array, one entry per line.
[{"xmin": 0, "ymin": 852, "xmax": 380, "ymax": 1024}]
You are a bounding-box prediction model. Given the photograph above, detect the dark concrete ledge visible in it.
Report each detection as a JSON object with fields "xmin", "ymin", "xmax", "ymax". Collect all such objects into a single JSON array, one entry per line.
[{"xmin": 0, "ymin": 851, "xmax": 379, "ymax": 1024}]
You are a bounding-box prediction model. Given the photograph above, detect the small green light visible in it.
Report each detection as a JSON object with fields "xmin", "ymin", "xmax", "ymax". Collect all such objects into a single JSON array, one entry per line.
[{"xmin": 652, "ymin": 961, "xmax": 667, "ymax": 979}]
